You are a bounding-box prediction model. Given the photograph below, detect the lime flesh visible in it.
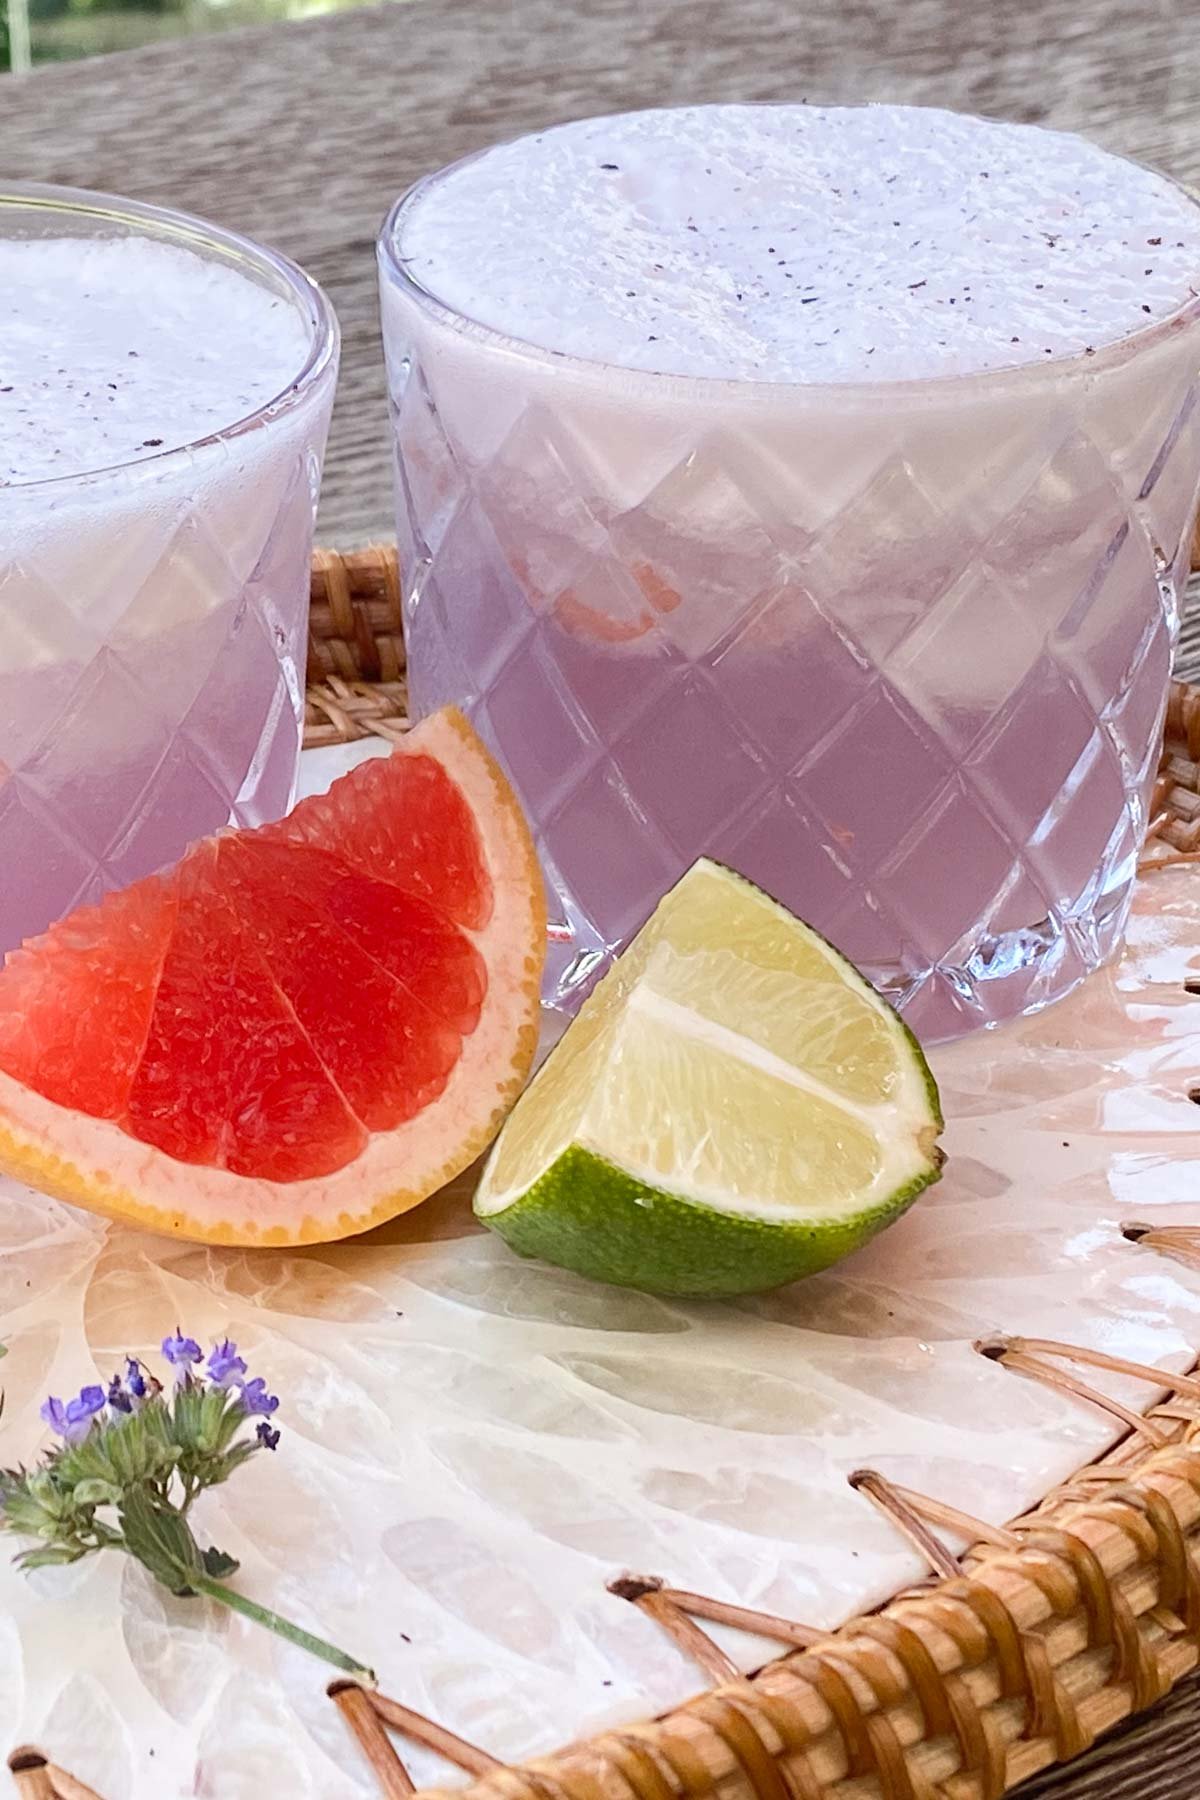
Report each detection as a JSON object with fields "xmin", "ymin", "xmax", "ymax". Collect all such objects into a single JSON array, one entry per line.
[{"xmin": 475, "ymin": 860, "xmax": 943, "ymax": 1298}]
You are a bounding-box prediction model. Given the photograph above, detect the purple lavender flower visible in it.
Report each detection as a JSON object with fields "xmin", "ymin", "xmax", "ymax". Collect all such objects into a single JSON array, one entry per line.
[
  {"xmin": 67, "ymin": 1387, "xmax": 107, "ymax": 1431},
  {"xmin": 161, "ymin": 1331, "xmax": 203, "ymax": 1377},
  {"xmin": 39, "ymin": 1396, "xmax": 69, "ymax": 1438},
  {"xmin": 206, "ymin": 1339, "xmax": 247, "ymax": 1389},
  {"xmin": 4, "ymin": 1343, "xmax": 370, "ymax": 1681},
  {"xmin": 240, "ymin": 1378, "xmax": 279, "ymax": 1418},
  {"xmin": 106, "ymin": 1357, "xmax": 153, "ymax": 1414},
  {"xmin": 41, "ymin": 1386, "xmax": 107, "ymax": 1445}
]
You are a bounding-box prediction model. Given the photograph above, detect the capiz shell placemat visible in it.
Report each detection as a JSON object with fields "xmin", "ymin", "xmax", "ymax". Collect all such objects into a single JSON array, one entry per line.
[{"xmin": 1, "ymin": 751, "xmax": 1199, "ymax": 1798}]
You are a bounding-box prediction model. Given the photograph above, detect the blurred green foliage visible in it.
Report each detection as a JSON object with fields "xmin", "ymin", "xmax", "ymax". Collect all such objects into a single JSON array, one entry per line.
[
  {"xmin": 30, "ymin": 0, "xmax": 178, "ymax": 16},
  {"xmin": 2, "ymin": 0, "xmax": 380, "ymax": 68}
]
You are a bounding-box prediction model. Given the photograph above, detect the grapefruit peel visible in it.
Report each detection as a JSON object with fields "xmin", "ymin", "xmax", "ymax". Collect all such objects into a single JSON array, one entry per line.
[{"xmin": 0, "ymin": 710, "xmax": 545, "ymax": 1246}]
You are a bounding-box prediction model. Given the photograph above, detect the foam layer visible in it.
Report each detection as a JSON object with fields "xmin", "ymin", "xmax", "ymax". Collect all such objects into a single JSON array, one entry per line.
[
  {"xmin": 0, "ymin": 236, "xmax": 313, "ymax": 484},
  {"xmin": 396, "ymin": 104, "xmax": 1200, "ymax": 383}
]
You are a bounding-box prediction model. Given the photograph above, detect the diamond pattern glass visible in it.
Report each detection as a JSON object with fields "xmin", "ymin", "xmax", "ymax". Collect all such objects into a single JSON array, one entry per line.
[
  {"xmin": 381, "ymin": 243, "xmax": 1200, "ymax": 1040},
  {"xmin": 0, "ymin": 189, "xmax": 338, "ymax": 955}
]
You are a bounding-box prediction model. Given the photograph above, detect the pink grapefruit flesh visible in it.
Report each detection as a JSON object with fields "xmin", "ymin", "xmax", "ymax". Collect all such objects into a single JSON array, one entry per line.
[{"xmin": 0, "ymin": 709, "xmax": 546, "ymax": 1243}]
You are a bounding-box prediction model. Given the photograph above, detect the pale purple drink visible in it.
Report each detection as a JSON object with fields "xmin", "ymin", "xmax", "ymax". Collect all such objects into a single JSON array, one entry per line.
[
  {"xmin": 379, "ymin": 105, "xmax": 1200, "ymax": 1040},
  {"xmin": 0, "ymin": 187, "xmax": 338, "ymax": 954}
]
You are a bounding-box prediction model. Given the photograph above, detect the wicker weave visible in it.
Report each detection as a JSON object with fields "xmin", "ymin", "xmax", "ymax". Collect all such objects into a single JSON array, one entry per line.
[
  {"xmin": 394, "ymin": 1338, "xmax": 1200, "ymax": 1800},
  {"xmin": 309, "ymin": 545, "xmax": 406, "ymax": 683},
  {"xmin": 304, "ymin": 545, "xmax": 407, "ymax": 747},
  {"xmin": 1145, "ymin": 683, "xmax": 1200, "ymax": 861}
]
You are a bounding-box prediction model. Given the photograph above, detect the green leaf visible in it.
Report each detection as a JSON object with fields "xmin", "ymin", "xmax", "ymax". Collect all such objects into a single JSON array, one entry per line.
[
  {"xmin": 141, "ymin": 1396, "xmax": 176, "ymax": 1448},
  {"xmin": 15, "ymin": 1544, "xmax": 87, "ymax": 1571},
  {"xmin": 194, "ymin": 1386, "xmax": 229, "ymax": 1455},
  {"xmin": 118, "ymin": 1487, "xmax": 203, "ymax": 1597},
  {"xmin": 137, "ymin": 1400, "xmax": 183, "ymax": 1481},
  {"xmin": 0, "ymin": 1476, "xmax": 59, "ymax": 1538},
  {"xmin": 26, "ymin": 1470, "xmax": 71, "ymax": 1522},
  {"xmin": 201, "ymin": 1545, "xmax": 240, "ymax": 1579},
  {"xmin": 72, "ymin": 1479, "xmax": 124, "ymax": 1509},
  {"xmin": 103, "ymin": 1411, "xmax": 149, "ymax": 1486},
  {"xmin": 2, "ymin": 1497, "xmax": 58, "ymax": 1537},
  {"xmin": 54, "ymin": 1435, "xmax": 120, "ymax": 1492},
  {"xmin": 202, "ymin": 1441, "xmax": 257, "ymax": 1489},
  {"xmin": 171, "ymin": 1381, "xmax": 206, "ymax": 1451},
  {"xmin": 211, "ymin": 1393, "xmax": 251, "ymax": 1455}
]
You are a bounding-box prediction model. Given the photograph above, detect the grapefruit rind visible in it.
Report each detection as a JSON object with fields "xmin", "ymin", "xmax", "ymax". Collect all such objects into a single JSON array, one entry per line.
[{"xmin": 0, "ymin": 711, "xmax": 546, "ymax": 1245}]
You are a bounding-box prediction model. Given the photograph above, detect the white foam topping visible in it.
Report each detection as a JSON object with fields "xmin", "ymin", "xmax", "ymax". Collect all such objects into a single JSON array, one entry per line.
[
  {"xmin": 0, "ymin": 235, "xmax": 313, "ymax": 484},
  {"xmin": 395, "ymin": 103, "xmax": 1200, "ymax": 383}
]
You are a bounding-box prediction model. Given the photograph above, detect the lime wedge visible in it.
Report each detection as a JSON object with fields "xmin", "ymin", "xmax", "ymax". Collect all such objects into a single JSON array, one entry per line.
[{"xmin": 475, "ymin": 860, "xmax": 943, "ymax": 1298}]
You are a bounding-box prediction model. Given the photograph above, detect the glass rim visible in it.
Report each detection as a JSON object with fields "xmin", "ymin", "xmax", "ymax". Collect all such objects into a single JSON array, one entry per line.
[
  {"xmin": 0, "ymin": 179, "xmax": 339, "ymax": 495},
  {"xmin": 378, "ymin": 124, "xmax": 1200, "ymax": 405}
]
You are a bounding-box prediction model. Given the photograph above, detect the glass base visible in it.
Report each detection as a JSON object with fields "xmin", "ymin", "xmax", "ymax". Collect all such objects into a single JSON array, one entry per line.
[
  {"xmin": 863, "ymin": 875, "xmax": 1134, "ymax": 1041},
  {"xmin": 538, "ymin": 867, "xmax": 1135, "ymax": 1045}
]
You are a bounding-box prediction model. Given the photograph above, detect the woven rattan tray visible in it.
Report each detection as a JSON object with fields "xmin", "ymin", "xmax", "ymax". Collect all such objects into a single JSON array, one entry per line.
[
  {"xmin": 304, "ymin": 546, "xmax": 408, "ymax": 749},
  {"xmin": 11, "ymin": 537, "xmax": 1200, "ymax": 1800}
]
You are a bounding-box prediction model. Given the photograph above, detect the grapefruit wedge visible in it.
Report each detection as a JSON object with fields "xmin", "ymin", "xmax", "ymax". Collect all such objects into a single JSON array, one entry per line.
[{"xmin": 0, "ymin": 709, "xmax": 545, "ymax": 1245}]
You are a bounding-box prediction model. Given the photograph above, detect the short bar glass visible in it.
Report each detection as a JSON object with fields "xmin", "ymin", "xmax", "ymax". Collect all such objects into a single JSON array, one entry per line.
[
  {"xmin": 0, "ymin": 183, "xmax": 339, "ymax": 954},
  {"xmin": 380, "ymin": 159, "xmax": 1200, "ymax": 1042}
]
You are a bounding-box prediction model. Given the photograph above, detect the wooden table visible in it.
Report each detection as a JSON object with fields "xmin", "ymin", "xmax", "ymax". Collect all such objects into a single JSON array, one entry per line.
[{"xmin": 3, "ymin": 2, "xmax": 1200, "ymax": 1794}]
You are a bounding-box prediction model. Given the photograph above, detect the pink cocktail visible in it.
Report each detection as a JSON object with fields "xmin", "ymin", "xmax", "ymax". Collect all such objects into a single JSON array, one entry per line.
[
  {"xmin": 379, "ymin": 104, "xmax": 1200, "ymax": 1040},
  {"xmin": 0, "ymin": 184, "xmax": 338, "ymax": 954}
]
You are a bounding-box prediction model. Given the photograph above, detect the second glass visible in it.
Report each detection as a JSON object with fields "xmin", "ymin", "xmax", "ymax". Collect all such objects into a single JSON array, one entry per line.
[{"xmin": 380, "ymin": 115, "xmax": 1200, "ymax": 1042}]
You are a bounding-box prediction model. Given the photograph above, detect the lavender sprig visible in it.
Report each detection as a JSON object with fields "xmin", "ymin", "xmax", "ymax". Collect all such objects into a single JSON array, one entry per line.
[{"xmin": 0, "ymin": 1333, "xmax": 371, "ymax": 1682}]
